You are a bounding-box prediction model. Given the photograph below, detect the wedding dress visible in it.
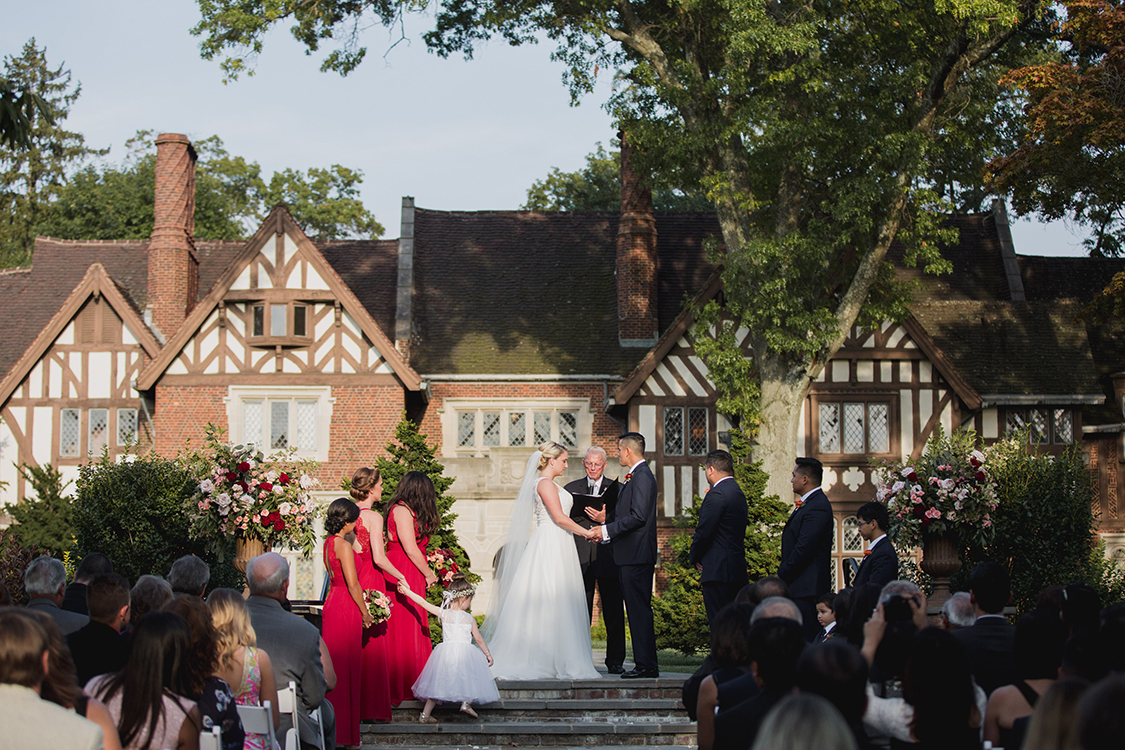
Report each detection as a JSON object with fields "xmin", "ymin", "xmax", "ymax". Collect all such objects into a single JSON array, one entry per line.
[{"xmin": 484, "ymin": 453, "xmax": 600, "ymax": 680}]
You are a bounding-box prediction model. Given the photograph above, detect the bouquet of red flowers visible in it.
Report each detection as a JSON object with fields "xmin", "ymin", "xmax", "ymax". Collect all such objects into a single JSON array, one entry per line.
[
  {"xmin": 426, "ymin": 548, "xmax": 460, "ymax": 585},
  {"xmin": 364, "ymin": 589, "xmax": 393, "ymax": 624}
]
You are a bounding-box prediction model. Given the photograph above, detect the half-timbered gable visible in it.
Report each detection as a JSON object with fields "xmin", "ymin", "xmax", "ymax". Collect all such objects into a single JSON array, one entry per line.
[{"xmin": 0, "ymin": 263, "xmax": 162, "ymax": 498}]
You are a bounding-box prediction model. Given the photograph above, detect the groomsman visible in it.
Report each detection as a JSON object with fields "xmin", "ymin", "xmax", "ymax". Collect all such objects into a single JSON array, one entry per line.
[
  {"xmin": 852, "ymin": 501, "xmax": 897, "ymax": 590},
  {"xmin": 778, "ymin": 457, "xmax": 833, "ymax": 641},
  {"xmin": 565, "ymin": 446, "xmax": 627, "ymax": 674},
  {"xmin": 588, "ymin": 432, "xmax": 659, "ymax": 678},
  {"xmin": 689, "ymin": 450, "xmax": 749, "ymax": 626}
]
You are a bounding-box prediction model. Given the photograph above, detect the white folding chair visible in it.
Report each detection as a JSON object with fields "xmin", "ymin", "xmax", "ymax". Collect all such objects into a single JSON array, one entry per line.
[
  {"xmin": 237, "ymin": 700, "xmax": 278, "ymax": 750},
  {"xmin": 277, "ymin": 680, "xmax": 327, "ymax": 750},
  {"xmin": 199, "ymin": 726, "xmax": 222, "ymax": 750}
]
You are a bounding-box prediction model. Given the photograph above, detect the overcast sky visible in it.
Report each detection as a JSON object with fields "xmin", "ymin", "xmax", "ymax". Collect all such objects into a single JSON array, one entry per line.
[{"xmin": 5, "ymin": 0, "xmax": 1091, "ymax": 256}]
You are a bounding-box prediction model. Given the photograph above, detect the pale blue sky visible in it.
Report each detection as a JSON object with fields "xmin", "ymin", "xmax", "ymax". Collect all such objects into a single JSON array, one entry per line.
[{"xmin": 5, "ymin": 0, "xmax": 1088, "ymax": 256}]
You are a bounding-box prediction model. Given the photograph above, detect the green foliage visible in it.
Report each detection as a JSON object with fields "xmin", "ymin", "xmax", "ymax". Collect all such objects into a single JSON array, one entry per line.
[
  {"xmin": 8, "ymin": 463, "xmax": 74, "ymax": 555},
  {"xmin": 38, "ymin": 131, "xmax": 383, "ymax": 241},
  {"xmin": 0, "ymin": 39, "xmax": 106, "ymax": 267},
  {"xmin": 0, "ymin": 526, "xmax": 41, "ymax": 606},
  {"xmin": 0, "ymin": 74, "xmax": 53, "ymax": 150},
  {"xmin": 523, "ymin": 142, "xmax": 712, "ymax": 212},
  {"xmin": 375, "ymin": 414, "xmax": 474, "ymax": 643},
  {"xmin": 654, "ymin": 428, "xmax": 786, "ymax": 654},
  {"xmin": 72, "ymin": 451, "xmax": 242, "ymax": 591},
  {"xmin": 960, "ymin": 436, "xmax": 1112, "ymax": 614}
]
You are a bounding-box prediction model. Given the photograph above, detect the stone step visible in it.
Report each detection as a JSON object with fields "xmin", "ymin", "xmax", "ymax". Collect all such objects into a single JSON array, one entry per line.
[
  {"xmin": 390, "ymin": 697, "xmax": 687, "ymax": 722},
  {"xmin": 360, "ymin": 720, "xmax": 698, "ymax": 746}
]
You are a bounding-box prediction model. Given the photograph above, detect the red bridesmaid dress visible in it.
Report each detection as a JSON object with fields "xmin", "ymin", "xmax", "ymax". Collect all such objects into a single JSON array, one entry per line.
[
  {"xmin": 321, "ymin": 537, "xmax": 361, "ymax": 746},
  {"xmin": 355, "ymin": 516, "xmax": 393, "ymax": 721},
  {"xmin": 383, "ymin": 504, "xmax": 432, "ymax": 703}
]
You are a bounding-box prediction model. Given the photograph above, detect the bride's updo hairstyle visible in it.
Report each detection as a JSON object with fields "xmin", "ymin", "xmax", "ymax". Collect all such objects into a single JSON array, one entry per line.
[
  {"xmin": 325, "ymin": 497, "xmax": 360, "ymax": 535},
  {"xmin": 350, "ymin": 467, "xmax": 381, "ymax": 502},
  {"xmin": 537, "ymin": 441, "xmax": 566, "ymax": 470}
]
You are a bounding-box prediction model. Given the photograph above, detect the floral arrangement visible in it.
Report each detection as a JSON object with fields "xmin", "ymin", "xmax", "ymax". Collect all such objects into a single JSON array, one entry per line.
[
  {"xmin": 426, "ymin": 547, "xmax": 460, "ymax": 585},
  {"xmin": 364, "ymin": 588, "xmax": 393, "ymax": 624},
  {"xmin": 875, "ymin": 429, "xmax": 999, "ymax": 550},
  {"xmin": 187, "ymin": 425, "xmax": 322, "ymax": 557}
]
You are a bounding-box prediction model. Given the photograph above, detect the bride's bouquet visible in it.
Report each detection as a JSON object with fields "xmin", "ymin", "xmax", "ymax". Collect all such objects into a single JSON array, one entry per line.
[{"xmin": 363, "ymin": 589, "xmax": 393, "ymax": 624}]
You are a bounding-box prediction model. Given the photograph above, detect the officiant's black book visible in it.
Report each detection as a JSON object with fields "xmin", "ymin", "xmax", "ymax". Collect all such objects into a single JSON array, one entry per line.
[{"xmin": 570, "ymin": 492, "xmax": 607, "ymax": 516}]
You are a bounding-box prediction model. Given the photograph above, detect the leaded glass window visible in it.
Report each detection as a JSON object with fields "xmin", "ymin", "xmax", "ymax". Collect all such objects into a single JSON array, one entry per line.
[
  {"xmin": 508, "ymin": 413, "xmax": 526, "ymax": 446},
  {"xmin": 688, "ymin": 407, "xmax": 708, "ymax": 455},
  {"xmin": 869, "ymin": 404, "xmax": 890, "ymax": 453},
  {"xmin": 457, "ymin": 413, "xmax": 475, "ymax": 448},
  {"xmin": 1006, "ymin": 409, "xmax": 1027, "ymax": 434},
  {"xmin": 843, "ymin": 517, "xmax": 864, "ymax": 552},
  {"xmin": 296, "ymin": 401, "xmax": 317, "ymax": 450},
  {"xmin": 88, "ymin": 408, "xmax": 108, "ymax": 457},
  {"xmin": 270, "ymin": 401, "xmax": 289, "ymax": 449},
  {"xmin": 819, "ymin": 403, "xmax": 841, "ymax": 453},
  {"xmin": 1054, "ymin": 409, "xmax": 1073, "ymax": 444},
  {"xmin": 559, "ymin": 412, "xmax": 577, "ymax": 448},
  {"xmin": 60, "ymin": 409, "xmax": 80, "ymax": 457},
  {"xmin": 534, "ymin": 412, "xmax": 552, "ymax": 445},
  {"xmin": 664, "ymin": 407, "xmax": 684, "ymax": 456},
  {"xmin": 117, "ymin": 408, "xmax": 138, "ymax": 446},
  {"xmin": 843, "ymin": 403, "xmax": 866, "ymax": 453},
  {"xmin": 483, "ymin": 412, "xmax": 501, "ymax": 447}
]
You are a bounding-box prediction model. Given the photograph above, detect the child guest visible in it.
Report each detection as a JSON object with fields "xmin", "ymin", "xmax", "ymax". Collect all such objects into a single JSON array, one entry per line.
[
  {"xmin": 397, "ymin": 574, "xmax": 500, "ymax": 723},
  {"xmin": 814, "ymin": 593, "xmax": 837, "ymax": 643}
]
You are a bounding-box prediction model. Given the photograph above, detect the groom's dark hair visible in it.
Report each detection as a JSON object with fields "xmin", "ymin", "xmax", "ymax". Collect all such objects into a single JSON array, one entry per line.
[{"xmin": 619, "ymin": 432, "xmax": 646, "ymax": 455}]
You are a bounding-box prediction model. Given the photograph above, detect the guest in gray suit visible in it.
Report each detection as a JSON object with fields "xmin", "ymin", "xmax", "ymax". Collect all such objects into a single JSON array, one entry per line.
[
  {"xmin": 24, "ymin": 555, "xmax": 89, "ymax": 636},
  {"xmin": 246, "ymin": 552, "xmax": 337, "ymax": 750}
]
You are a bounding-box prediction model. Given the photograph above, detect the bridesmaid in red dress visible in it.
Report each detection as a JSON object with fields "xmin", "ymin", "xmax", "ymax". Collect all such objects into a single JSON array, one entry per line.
[
  {"xmin": 349, "ymin": 467, "xmax": 409, "ymax": 721},
  {"xmin": 384, "ymin": 471, "xmax": 441, "ymax": 704},
  {"xmin": 321, "ymin": 498, "xmax": 375, "ymax": 748}
]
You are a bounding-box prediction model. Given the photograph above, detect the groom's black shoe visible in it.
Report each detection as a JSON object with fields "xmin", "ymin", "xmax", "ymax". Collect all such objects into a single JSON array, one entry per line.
[
  {"xmin": 606, "ymin": 664, "xmax": 626, "ymax": 675},
  {"xmin": 621, "ymin": 668, "xmax": 659, "ymax": 679}
]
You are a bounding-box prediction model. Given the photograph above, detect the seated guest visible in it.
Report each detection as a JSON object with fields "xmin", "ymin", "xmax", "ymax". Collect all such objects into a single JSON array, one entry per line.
[
  {"xmin": 751, "ymin": 693, "xmax": 859, "ymax": 750},
  {"xmin": 751, "ymin": 596, "xmax": 803, "ymax": 625},
  {"xmin": 0, "ymin": 609, "xmax": 104, "ymax": 750},
  {"xmin": 24, "ymin": 555, "xmax": 89, "ymax": 635},
  {"xmin": 952, "ymin": 562, "xmax": 1016, "ymax": 696},
  {"xmin": 841, "ymin": 583, "xmax": 882, "ymax": 647},
  {"xmin": 983, "ymin": 609, "xmax": 1067, "ymax": 750},
  {"xmin": 860, "ymin": 587, "xmax": 926, "ymax": 748},
  {"xmin": 815, "ymin": 592, "xmax": 837, "ymax": 643},
  {"xmin": 696, "ymin": 603, "xmax": 756, "ymax": 750},
  {"xmin": 86, "ymin": 611, "xmax": 201, "ymax": 750},
  {"xmin": 246, "ymin": 552, "xmax": 336, "ymax": 750},
  {"xmin": 1022, "ymin": 678, "xmax": 1089, "ymax": 750},
  {"xmin": 796, "ymin": 639, "xmax": 872, "ymax": 749},
  {"xmin": 68, "ymin": 574, "xmax": 132, "ymax": 686},
  {"xmin": 163, "ymin": 596, "xmax": 244, "ymax": 750},
  {"xmin": 208, "ymin": 588, "xmax": 281, "ymax": 741},
  {"xmin": 168, "ymin": 556, "xmax": 210, "ymax": 598},
  {"xmin": 63, "ymin": 553, "xmax": 114, "ymax": 615},
  {"xmin": 15, "ymin": 609, "xmax": 123, "ymax": 750},
  {"xmin": 1074, "ymin": 674, "xmax": 1125, "ymax": 750},
  {"xmin": 941, "ymin": 592, "xmax": 975, "ymax": 632},
  {"xmin": 749, "ymin": 576, "xmax": 792, "ymax": 604},
  {"xmin": 711, "ymin": 596, "xmax": 804, "ymax": 716},
  {"xmin": 1061, "ymin": 583, "xmax": 1100, "ymax": 636},
  {"xmin": 903, "ymin": 628, "xmax": 982, "ymax": 750},
  {"xmin": 713, "ymin": 617, "xmax": 806, "ymax": 750},
  {"xmin": 129, "ymin": 576, "xmax": 173, "ymax": 626}
]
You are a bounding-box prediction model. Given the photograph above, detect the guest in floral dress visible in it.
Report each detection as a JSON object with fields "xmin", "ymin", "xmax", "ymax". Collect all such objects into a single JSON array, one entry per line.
[{"xmin": 208, "ymin": 588, "xmax": 280, "ymax": 750}]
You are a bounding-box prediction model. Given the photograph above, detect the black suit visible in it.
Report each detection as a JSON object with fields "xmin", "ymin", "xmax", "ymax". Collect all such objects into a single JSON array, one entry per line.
[
  {"xmin": 565, "ymin": 475, "xmax": 625, "ymax": 669},
  {"xmin": 852, "ymin": 535, "xmax": 897, "ymax": 590},
  {"xmin": 68, "ymin": 620, "xmax": 131, "ymax": 687},
  {"xmin": 605, "ymin": 460, "xmax": 659, "ymax": 672},
  {"xmin": 713, "ymin": 687, "xmax": 787, "ymax": 750},
  {"xmin": 689, "ymin": 476, "xmax": 749, "ymax": 625},
  {"xmin": 778, "ymin": 488, "xmax": 833, "ymax": 639},
  {"xmin": 953, "ymin": 615, "xmax": 1017, "ymax": 696}
]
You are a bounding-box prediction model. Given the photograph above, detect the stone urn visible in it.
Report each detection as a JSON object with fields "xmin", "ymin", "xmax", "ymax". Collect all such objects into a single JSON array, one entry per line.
[
  {"xmin": 234, "ymin": 536, "xmax": 270, "ymax": 575},
  {"xmin": 920, "ymin": 534, "xmax": 962, "ymax": 612}
]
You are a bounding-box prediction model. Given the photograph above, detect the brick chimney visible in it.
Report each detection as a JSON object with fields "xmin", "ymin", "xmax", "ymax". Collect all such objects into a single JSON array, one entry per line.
[
  {"xmin": 146, "ymin": 133, "xmax": 199, "ymax": 342},
  {"xmin": 616, "ymin": 131, "xmax": 659, "ymax": 346}
]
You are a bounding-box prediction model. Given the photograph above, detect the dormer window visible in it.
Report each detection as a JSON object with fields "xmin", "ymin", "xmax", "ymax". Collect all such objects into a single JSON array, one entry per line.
[{"xmin": 250, "ymin": 303, "xmax": 310, "ymax": 343}]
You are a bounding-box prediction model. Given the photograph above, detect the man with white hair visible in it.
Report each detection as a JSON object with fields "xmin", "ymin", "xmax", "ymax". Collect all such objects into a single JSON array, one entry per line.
[
  {"xmin": 942, "ymin": 592, "xmax": 975, "ymax": 631},
  {"xmin": 750, "ymin": 596, "xmax": 804, "ymax": 625},
  {"xmin": 246, "ymin": 552, "xmax": 336, "ymax": 750},
  {"xmin": 24, "ymin": 556, "xmax": 88, "ymax": 635}
]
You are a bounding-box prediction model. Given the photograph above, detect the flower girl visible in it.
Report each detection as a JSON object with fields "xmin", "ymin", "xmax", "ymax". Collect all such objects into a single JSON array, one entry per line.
[{"xmin": 397, "ymin": 573, "xmax": 500, "ymax": 722}]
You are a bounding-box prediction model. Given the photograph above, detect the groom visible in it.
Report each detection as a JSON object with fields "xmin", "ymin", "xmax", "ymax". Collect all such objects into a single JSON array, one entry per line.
[{"xmin": 587, "ymin": 432, "xmax": 659, "ymax": 678}]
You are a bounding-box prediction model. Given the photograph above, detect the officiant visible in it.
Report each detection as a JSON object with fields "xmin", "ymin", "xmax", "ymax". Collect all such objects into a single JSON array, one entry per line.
[{"xmin": 566, "ymin": 446, "xmax": 627, "ymax": 674}]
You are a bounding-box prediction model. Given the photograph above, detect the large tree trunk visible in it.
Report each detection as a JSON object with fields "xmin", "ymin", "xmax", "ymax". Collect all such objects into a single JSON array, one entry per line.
[{"xmin": 754, "ymin": 355, "xmax": 815, "ymax": 504}]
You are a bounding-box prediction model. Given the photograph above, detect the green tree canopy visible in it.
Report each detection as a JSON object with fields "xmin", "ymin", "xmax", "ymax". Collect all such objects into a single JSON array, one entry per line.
[
  {"xmin": 523, "ymin": 142, "xmax": 712, "ymax": 211},
  {"xmin": 191, "ymin": 0, "xmax": 1048, "ymax": 498},
  {"xmin": 0, "ymin": 39, "xmax": 105, "ymax": 267},
  {"xmin": 38, "ymin": 130, "xmax": 384, "ymax": 241}
]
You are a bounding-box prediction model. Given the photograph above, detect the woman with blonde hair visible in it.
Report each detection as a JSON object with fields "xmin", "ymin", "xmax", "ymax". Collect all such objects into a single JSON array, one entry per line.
[
  {"xmin": 349, "ymin": 467, "xmax": 409, "ymax": 721},
  {"xmin": 751, "ymin": 693, "xmax": 858, "ymax": 750},
  {"xmin": 484, "ymin": 441, "xmax": 600, "ymax": 680},
  {"xmin": 207, "ymin": 588, "xmax": 280, "ymax": 750}
]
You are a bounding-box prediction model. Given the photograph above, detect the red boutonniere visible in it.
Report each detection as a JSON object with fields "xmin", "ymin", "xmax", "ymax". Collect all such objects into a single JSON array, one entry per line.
[
  {"xmin": 863, "ymin": 549, "xmax": 872, "ymax": 557},
  {"xmin": 794, "ymin": 499, "xmax": 804, "ymax": 509},
  {"xmin": 624, "ymin": 472, "xmax": 633, "ymax": 483}
]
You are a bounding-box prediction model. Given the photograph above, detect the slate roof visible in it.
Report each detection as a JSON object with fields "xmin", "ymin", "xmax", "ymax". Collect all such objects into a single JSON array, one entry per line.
[
  {"xmin": 320, "ymin": 239, "xmax": 399, "ymax": 337},
  {"xmin": 406, "ymin": 208, "xmax": 720, "ymax": 376},
  {"xmin": 893, "ymin": 212, "xmax": 1011, "ymax": 302}
]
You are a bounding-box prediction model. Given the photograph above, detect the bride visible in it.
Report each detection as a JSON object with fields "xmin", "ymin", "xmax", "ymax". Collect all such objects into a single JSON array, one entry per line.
[{"xmin": 483, "ymin": 441, "xmax": 601, "ymax": 680}]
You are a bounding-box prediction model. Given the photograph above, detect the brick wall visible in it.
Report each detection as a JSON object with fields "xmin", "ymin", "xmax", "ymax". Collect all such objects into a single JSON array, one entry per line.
[
  {"xmin": 153, "ymin": 385, "xmax": 227, "ymax": 457},
  {"xmin": 616, "ymin": 131, "xmax": 658, "ymax": 342},
  {"xmin": 148, "ymin": 134, "xmax": 198, "ymax": 338}
]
